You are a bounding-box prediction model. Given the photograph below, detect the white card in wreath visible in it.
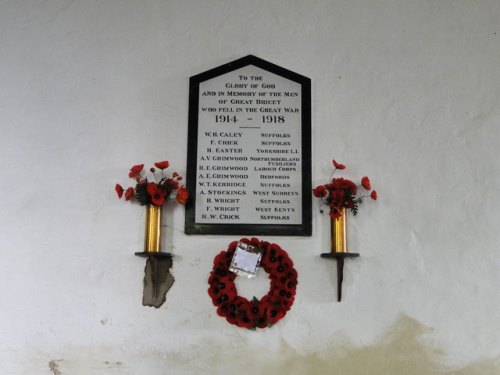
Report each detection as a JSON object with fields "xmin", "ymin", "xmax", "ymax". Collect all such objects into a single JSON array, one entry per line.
[{"xmin": 229, "ymin": 242, "xmax": 263, "ymax": 278}]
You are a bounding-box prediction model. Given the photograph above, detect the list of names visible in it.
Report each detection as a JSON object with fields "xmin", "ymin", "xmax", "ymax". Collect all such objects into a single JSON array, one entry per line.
[{"xmin": 195, "ymin": 65, "xmax": 303, "ymax": 225}]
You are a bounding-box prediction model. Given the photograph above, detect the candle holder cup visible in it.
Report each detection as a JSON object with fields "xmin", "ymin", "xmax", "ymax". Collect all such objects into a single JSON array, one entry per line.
[
  {"xmin": 135, "ymin": 205, "xmax": 174, "ymax": 307},
  {"xmin": 321, "ymin": 208, "xmax": 359, "ymax": 302}
]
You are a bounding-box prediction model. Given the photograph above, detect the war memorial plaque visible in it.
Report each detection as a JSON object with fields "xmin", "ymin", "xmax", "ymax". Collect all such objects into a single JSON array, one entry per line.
[{"xmin": 185, "ymin": 55, "xmax": 311, "ymax": 235}]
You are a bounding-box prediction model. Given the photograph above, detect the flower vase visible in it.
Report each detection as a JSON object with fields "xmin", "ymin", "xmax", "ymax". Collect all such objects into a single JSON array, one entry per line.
[
  {"xmin": 331, "ymin": 207, "xmax": 347, "ymax": 253},
  {"xmin": 144, "ymin": 205, "xmax": 162, "ymax": 253}
]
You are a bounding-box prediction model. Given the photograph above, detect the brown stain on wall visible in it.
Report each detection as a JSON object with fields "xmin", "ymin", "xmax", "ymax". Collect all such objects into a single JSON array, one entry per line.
[
  {"xmin": 46, "ymin": 315, "xmax": 499, "ymax": 374},
  {"xmin": 271, "ymin": 316, "xmax": 499, "ymax": 375},
  {"xmin": 149, "ymin": 315, "xmax": 499, "ymax": 375},
  {"xmin": 48, "ymin": 359, "xmax": 62, "ymax": 375}
]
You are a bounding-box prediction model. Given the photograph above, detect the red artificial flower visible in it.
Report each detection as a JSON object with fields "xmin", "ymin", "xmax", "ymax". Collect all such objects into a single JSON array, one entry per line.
[
  {"xmin": 261, "ymin": 245, "xmax": 287, "ymax": 271},
  {"xmin": 256, "ymin": 317, "xmax": 269, "ymax": 329},
  {"xmin": 208, "ymin": 271, "xmax": 218, "ymax": 285},
  {"xmin": 259, "ymin": 257, "xmax": 271, "ymax": 272},
  {"xmin": 208, "ymin": 270, "xmax": 236, "ymax": 286},
  {"xmin": 235, "ymin": 299, "xmax": 252, "ymax": 315},
  {"xmin": 277, "ymin": 280, "xmax": 297, "ymax": 296},
  {"xmin": 225, "ymin": 314, "xmax": 238, "ymax": 325},
  {"xmin": 217, "ymin": 304, "xmax": 229, "ymax": 317},
  {"xmin": 146, "ymin": 182, "xmax": 166, "ymax": 206},
  {"xmin": 115, "ymin": 184, "xmax": 124, "ymax": 198},
  {"xmin": 222, "ymin": 296, "xmax": 247, "ymax": 325},
  {"xmin": 213, "ymin": 264, "xmax": 234, "ymax": 279},
  {"xmin": 266, "ymin": 303, "xmax": 286, "ymax": 325},
  {"xmin": 247, "ymin": 301, "xmax": 266, "ymax": 321},
  {"xmin": 273, "ymin": 270, "xmax": 298, "ymax": 290},
  {"xmin": 216, "ymin": 288, "xmax": 237, "ymax": 305},
  {"xmin": 269, "ymin": 295, "xmax": 294, "ymax": 312},
  {"xmin": 176, "ymin": 186, "xmax": 189, "ymax": 205},
  {"xmin": 331, "ymin": 190, "xmax": 346, "ymax": 205},
  {"xmin": 128, "ymin": 164, "xmax": 144, "ymax": 178},
  {"xmin": 235, "ymin": 312, "xmax": 254, "ymax": 329},
  {"xmin": 208, "ymin": 281, "xmax": 236, "ymax": 304},
  {"xmin": 227, "ymin": 241, "xmax": 238, "ymax": 254},
  {"xmin": 260, "ymin": 241, "xmax": 270, "ymax": 250},
  {"xmin": 235, "ymin": 297, "xmax": 266, "ymax": 328},
  {"xmin": 250, "ymin": 237, "xmax": 260, "ymax": 246},
  {"xmin": 331, "ymin": 177, "xmax": 357, "ymax": 193},
  {"xmin": 284, "ymin": 279, "xmax": 298, "ymax": 292},
  {"xmin": 239, "ymin": 238, "xmax": 251, "ymax": 246},
  {"xmin": 257, "ymin": 297, "xmax": 274, "ymax": 328},
  {"xmin": 332, "ymin": 160, "xmax": 346, "ymax": 170},
  {"xmin": 154, "ymin": 161, "xmax": 170, "ymax": 170},
  {"xmin": 281, "ymin": 296, "xmax": 295, "ymax": 311},
  {"xmin": 312, "ymin": 185, "xmax": 327, "ymax": 197},
  {"xmin": 272, "ymin": 264, "xmax": 289, "ymax": 278},
  {"xmin": 167, "ymin": 179, "xmax": 179, "ymax": 190},
  {"xmin": 208, "ymin": 290, "xmax": 220, "ymax": 305},
  {"xmin": 286, "ymin": 268, "xmax": 298, "ymax": 282},
  {"xmin": 361, "ymin": 176, "xmax": 371, "ymax": 190},
  {"xmin": 124, "ymin": 187, "xmax": 134, "ymax": 201},
  {"xmin": 329, "ymin": 207, "xmax": 342, "ymax": 220},
  {"xmin": 371, "ymin": 190, "xmax": 378, "ymax": 200},
  {"xmin": 212, "ymin": 251, "xmax": 226, "ymax": 267},
  {"xmin": 213, "ymin": 253, "xmax": 232, "ymax": 269}
]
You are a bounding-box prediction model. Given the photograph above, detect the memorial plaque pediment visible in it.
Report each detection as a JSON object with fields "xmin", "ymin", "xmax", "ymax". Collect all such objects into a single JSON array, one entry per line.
[{"xmin": 185, "ymin": 55, "xmax": 311, "ymax": 236}]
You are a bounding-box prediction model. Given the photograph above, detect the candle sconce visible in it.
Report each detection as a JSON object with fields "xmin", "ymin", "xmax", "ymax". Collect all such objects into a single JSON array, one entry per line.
[
  {"xmin": 135, "ymin": 205, "xmax": 175, "ymax": 308},
  {"xmin": 321, "ymin": 208, "xmax": 359, "ymax": 302},
  {"xmin": 115, "ymin": 161, "xmax": 188, "ymax": 308},
  {"xmin": 313, "ymin": 159, "xmax": 376, "ymax": 302}
]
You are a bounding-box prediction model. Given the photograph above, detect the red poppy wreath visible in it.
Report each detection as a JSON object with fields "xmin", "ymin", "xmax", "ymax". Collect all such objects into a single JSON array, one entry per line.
[{"xmin": 208, "ymin": 238, "xmax": 298, "ymax": 329}]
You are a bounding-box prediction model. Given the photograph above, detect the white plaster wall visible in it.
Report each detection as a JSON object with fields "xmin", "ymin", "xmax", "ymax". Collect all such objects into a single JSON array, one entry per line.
[{"xmin": 0, "ymin": 0, "xmax": 499, "ymax": 374}]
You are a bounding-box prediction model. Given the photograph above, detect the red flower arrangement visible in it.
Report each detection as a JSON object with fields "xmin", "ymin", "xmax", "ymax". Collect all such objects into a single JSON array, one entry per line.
[
  {"xmin": 208, "ymin": 238, "xmax": 298, "ymax": 329},
  {"xmin": 313, "ymin": 159, "xmax": 377, "ymax": 219},
  {"xmin": 115, "ymin": 161, "xmax": 188, "ymax": 207}
]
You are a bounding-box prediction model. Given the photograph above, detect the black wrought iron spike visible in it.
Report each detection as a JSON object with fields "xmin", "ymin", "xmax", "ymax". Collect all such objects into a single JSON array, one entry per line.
[
  {"xmin": 320, "ymin": 252, "xmax": 359, "ymax": 302},
  {"xmin": 152, "ymin": 256, "xmax": 158, "ymax": 298},
  {"xmin": 337, "ymin": 257, "xmax": 344, "ymax": 302}
]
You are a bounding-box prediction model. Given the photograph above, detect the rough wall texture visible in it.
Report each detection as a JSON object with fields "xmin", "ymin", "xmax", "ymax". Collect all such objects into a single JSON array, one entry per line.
[{"xmin": 0, "ymin": 0, "xmax": 499, "ymax": 374}]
